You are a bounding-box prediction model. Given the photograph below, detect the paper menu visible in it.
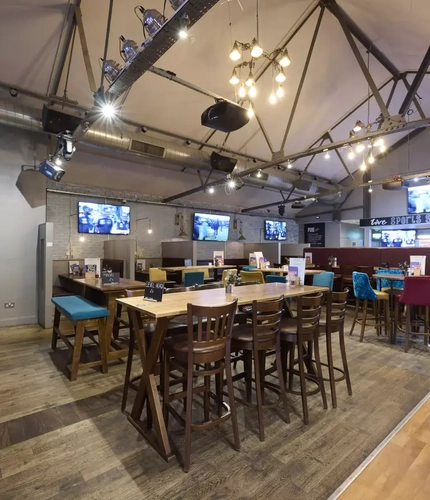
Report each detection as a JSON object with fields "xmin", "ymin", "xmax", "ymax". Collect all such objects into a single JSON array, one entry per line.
[{"xmin": 288, "ymin": 258, "xmax": 306, "ymax": 285}]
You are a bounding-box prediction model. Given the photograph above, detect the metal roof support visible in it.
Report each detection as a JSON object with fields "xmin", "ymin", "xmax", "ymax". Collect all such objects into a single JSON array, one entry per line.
[
  {"xmin": 325, "ymin": 132, "xmax": 354, "ymax": 179},
  {"xmin": 327, "ymin": 0, "xmax": 390, "ymax": 119},
  {"xmin": 399, "ymin": 48, "xmax": 430, "ymax": 115},
  {"xmin": 162, "ymin": 116, "xmax": 430, "ymax": 204},
  {"xmin": 47, "ymin": 0, "xmax": 80, "ymax": 96},
  {"xmin": 75, "ymin": 5, "xmax": 97, "ymax": 93},
  {"xmin": 280, "ymin": 7, "xmax": 325, "ymax": 151}
]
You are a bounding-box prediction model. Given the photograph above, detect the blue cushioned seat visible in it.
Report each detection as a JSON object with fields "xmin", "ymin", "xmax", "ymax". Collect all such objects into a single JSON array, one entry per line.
[
  {"xmin": 313, "ymin": 271, "xmax": 334, "ymax": 291},
  {"xmin": 265, "ymin": 275, "xmax": 286, "ymax": 283},
  {"xmin": 51, "ymin": 295, "xmax": 109, "ymax": 321}
]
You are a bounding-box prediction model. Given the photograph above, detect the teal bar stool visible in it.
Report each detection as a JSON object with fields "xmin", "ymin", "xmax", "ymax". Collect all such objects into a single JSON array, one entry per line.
[
  {"xmin": 265, "ymin": 275, "xmax": 286, "ymax": 283},
  {"xmin": 183, "ymin": 271, "xmax": 204, "ymax": 287},
  {"xmin": 312, "ymin": 272, "xmax": 334, "ymax": 291}
]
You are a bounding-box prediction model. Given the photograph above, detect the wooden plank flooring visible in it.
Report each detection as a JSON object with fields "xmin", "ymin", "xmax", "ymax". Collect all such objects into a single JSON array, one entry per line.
[
  {"xmin": 339, "ymin": 396, "xmax": 430, "ymax": 500},
  {"xmin": 0, "ymin": 316, "xmax": 430, "ymax": 499}
]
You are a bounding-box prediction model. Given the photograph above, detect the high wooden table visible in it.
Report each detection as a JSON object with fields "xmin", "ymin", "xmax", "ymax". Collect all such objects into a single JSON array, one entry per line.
[
  {"xmin": 58, "ymin": 275, "xmax": 144, "ymax": 361},
  {"xmin": 116, "ymin": 283, "xmax": 329, "ymax": 461}
]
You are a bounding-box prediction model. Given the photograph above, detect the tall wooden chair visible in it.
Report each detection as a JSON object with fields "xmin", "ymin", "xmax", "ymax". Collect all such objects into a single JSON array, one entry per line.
[{"xmin": 163, "ymin": 300, "xmax": 240, "ymax": 472}]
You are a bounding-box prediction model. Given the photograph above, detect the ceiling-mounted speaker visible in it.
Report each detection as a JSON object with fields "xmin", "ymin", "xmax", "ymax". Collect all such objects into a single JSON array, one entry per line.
[
  {"xmin": 42, "ymin": 105, "xmax": 82, "ymax": 135},
  {"xmin": 210, "ymin": 152, "xmax": 237, "ymax": 174},
  {"xmin": 201, "ymin": 101, "xmax": 249, "ymax": 132}
]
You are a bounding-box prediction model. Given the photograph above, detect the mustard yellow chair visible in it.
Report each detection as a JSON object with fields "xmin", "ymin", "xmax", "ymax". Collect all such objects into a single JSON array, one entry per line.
[
  {"xmin": 240, "ymin": 270, "xmax": 265, "ymax": 284},
  {"xmin": 222, "ymin": 268, "xmax": 238, "ymax": 285},
  {"xmin": 149, "ymin": 268, "xmax": 167, "ymax": 282}
]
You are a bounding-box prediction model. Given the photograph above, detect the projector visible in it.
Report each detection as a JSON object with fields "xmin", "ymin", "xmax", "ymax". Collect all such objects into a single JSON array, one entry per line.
[
  {"xmin": 201, "ymin": 101, "xmax": 249, "ymax": 132},
  {"xmin": 38, "ymin": 159, "xmax": 65, "ymax": 182}
]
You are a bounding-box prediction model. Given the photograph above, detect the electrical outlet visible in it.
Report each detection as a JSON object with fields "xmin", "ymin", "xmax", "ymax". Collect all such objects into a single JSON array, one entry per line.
[{"xmin": 4, "ymin": 302, "xmax": 15, "ymax": 308}]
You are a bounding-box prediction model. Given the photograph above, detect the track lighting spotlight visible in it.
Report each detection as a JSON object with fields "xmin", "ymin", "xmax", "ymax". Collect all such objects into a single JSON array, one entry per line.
[
  {"xmin": 250, "ymin": 38, "xmax": 263, "ymax": 58},
  {"xmin": 229, "ymin": 41, "xmax": 241, "ymax": 61}
]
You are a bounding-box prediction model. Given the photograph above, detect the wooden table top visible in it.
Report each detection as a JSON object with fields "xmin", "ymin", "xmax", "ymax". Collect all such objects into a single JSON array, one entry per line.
[
  {"xmin": 60, "ymin": 275, "xmax": 144, "ymax": 292},
  {"xmin": 116, "ymin": 283, "xmax": 328, "ymax": 319},
  {"xmin": 372, "ymin": 274, "xmax": 406, "ymax": 281},
  {"xmin": 160, "ymin": 265, "xmax": 236, "ymax": 272}
]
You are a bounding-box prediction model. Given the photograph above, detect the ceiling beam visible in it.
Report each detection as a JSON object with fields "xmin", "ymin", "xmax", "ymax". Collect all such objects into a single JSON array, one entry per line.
[
  {"xmin": 399, "ymin": 47, "xmax": 430, "ymax": 115},
  {"xmin": 163, "ymin": 116, "xmax": 430, "ymax": 203},
  {"xmin": 280, "ymin": 7, "xmax": 325, "ymax": 151}
]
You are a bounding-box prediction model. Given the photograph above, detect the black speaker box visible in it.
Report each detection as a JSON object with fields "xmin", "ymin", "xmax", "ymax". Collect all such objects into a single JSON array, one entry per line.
[
  {"xmin": 201, "ymin": 101, "xmax": 249, "ymax": 132},
  {"xmin": 42, "ymin": 105, "xmax": 82, "ymax": 134},
  {"xmin": 210, "ymin": 152, "xmax": 237, "ymax": 174}
]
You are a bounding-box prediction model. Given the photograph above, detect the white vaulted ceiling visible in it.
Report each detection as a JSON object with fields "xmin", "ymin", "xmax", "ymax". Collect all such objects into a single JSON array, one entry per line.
[{"xmin": 0, "ymin": 0, "xmax": 429, "ymax": 211}]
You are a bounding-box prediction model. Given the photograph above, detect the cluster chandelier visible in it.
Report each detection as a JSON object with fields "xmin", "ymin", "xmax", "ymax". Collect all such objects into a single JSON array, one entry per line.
[{"xmin": 228, "ymin": 0, "xmax": 291, "ymax": 105}]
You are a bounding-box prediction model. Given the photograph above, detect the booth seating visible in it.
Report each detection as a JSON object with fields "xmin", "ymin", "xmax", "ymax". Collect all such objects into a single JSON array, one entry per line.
[
  {"xmin": 349, "ymin": 272, "xmax": 389, "ymax": 343},
  {"xmin": 51, "ymin": 295, "xmax": 110, "ymax": 381}
]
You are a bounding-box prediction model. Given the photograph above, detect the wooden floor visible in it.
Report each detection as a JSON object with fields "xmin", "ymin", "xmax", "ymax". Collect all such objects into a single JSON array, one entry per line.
[
  {"xmin": 1, "ymin": 315, "xmax": 430, "ymax": 499},
  {"xmin": 339, "ymin": 396, "xmax": 430, "ymax": 500}
]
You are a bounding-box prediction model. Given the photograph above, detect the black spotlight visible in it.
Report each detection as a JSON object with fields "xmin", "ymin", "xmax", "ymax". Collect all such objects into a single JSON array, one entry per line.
[{"xmin": 278, "ymin": 204, "xmax": 285, "ymax": 216}]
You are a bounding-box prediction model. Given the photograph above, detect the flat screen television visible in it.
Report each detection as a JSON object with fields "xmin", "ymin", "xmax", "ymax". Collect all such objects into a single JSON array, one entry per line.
[
  {"xmin": 264, "ymin": 220, "xmax": 287, "ymax": 241},
  {"xmin": 408, "ymin": 185, "xmax": 430, "ymax": 214},
  {"xmin": 377, "ymin": 229, "xmax": 416, "ymax": 247},
  {"xmin": 78, "ymin": 202, "xmax": 131, "ymax": 235},
  {"xmin": 192, "ymin": 213, "xmax": 230, "ymax": 241}
]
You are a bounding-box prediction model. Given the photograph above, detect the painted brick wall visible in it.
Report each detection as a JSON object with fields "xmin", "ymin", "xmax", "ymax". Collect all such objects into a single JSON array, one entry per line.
[{"xmin": 47, "ymin": 183, "xmax": 299, "ymax": 260}]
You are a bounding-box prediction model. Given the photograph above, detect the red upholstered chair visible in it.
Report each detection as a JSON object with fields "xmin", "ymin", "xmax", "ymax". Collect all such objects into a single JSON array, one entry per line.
[{"xmin": 399, "ymin": 277, "xmax": 430, "ymax": 352}]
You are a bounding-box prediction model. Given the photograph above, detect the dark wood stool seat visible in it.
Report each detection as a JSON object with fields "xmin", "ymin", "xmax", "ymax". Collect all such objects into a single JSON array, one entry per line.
[
  {"xmin": 163, "ymin": 300, "xmax": 240, "ymax": 472},
  {"xmin": 280, "ymin": 293, "xmax": 327, "ymax": 425},
  {"xmin": 230, "ymin": 296, "xmax": 290, "ymax": 442}
]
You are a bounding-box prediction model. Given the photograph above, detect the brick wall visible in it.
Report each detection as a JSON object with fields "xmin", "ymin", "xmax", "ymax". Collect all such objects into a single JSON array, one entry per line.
[{"xmin": 47, "ymin": 183, "xmax": 299, "ymax": 260}]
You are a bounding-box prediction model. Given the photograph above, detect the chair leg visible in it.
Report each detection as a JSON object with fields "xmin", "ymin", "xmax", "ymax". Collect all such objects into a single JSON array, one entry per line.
[
  {"xmin": 51, "ymin": 308, "xmax": 61, "ymax": 350},
  {"xmin": 339, "ymin": 326, "xmax": 352, "ymax": 396},
  {"xmin": 350, "ymin": 299, "xmax": 360, "ymax": 335},
  {"xmin": 225, "ymin": 355, "xmax": 240, "ymax": 451},
  {"xmin": 70, "ymin": 323, "xmax": 85, "ymax": 382},
  {"xmin": 313, "ymin": 334, "xmax": 328, "ymax": 410},
  {"xmin": 184, "ymin": 361, "xmax": 194, "ymax": 472},
  {"xmin": 122, "ymin": 325, "xmax": 135, "ymax": 412},
  {"xmin": 243, "ymin": 350, "xmax": 253, "ymax": 404},
  {"xmin": 325, "ymin": 331, "xmax": 337, "ymax": 408},
  {"xmin": 297, "ymin": 340, "xmax": 309, "ymax": 425},
  {"xmin": 360, "ymin": 300, "xmax": 368, "ymax": 343},
  {"xmin": 405, "ymin": 305, "xmax": 411, "ymax": 353},
  {"xmin": 275, "ymin": 335, "xmax": 290, "ymax": 423},
  {"xmin": 253, "ymin": 347, "xmax": 265, "ymax": 442}
]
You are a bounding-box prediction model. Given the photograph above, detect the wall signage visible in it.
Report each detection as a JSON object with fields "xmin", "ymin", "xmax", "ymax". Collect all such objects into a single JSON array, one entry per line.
[
  {"xmin": 304, "ymin": 223, "xmax": 325, "ymax": 247},
  {"xmin": 359, "ymin": 214, "xmax": 430, "ymax": 227},
  {"xmin": 144, "ymin": 281, "xmax": 164, "ymax": 302}
]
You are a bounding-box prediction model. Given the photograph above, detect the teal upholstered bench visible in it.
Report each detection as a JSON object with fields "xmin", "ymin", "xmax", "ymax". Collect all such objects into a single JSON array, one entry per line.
[{"xmin": 51, "ymin": 295, "xmax": 110, "ymax": 381}]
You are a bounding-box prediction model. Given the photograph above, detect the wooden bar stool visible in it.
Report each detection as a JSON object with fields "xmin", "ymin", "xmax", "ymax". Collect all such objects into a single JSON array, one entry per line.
[
  {"xmin": 349, "ymin": 272, "xmax": 390, "ymax": 342},
  {"xmin": 280, "ymin": 293, "xmax": 327, "ymax": 425},
  {"xmin": 399, "ymin": 277, "xmax": 430, "ymax": 352},
  {"xmin": 319, "ymin": 290, "xmax": 352, "ymax": 408},
  {"xmin": 162, "ymin": 300, "xmax": 240, "ymax": 472},
  {"xmin": 230, "ymin": 297, "xmax": 290, "ymax": 442},
  {"xmin": 51, "ymin": 296, "xmax": 109, "ymax": 381}
]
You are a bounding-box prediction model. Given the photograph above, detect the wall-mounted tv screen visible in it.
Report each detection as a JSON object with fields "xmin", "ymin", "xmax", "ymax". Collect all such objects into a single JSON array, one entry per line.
[
  {"xmin": 78, "ymin": 202, "xmax": 130, "ymax": 235},
  {"xmin": 265, "ymin": 220, "xmax": 287, "ymax": 241},
  {"xmin": 192, "ymin": 213, "xmax": 230, "ymax": 241},
  {"xmin": 376, "ymin": 229, "xmax": 416, "ymax": 247},
  {"xmin": 408, "ymin": 185, "xmax": 430, "ymax": 214}
]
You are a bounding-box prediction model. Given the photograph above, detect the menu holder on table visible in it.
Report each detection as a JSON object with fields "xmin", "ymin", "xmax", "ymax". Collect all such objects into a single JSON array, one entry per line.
[{"xmin": 144, "ymin": 281, "xmax": 164, "ymax": 302}]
